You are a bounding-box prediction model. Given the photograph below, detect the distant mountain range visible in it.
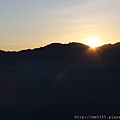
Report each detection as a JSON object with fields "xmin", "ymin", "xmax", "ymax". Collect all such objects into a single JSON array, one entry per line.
[{"xmin": 0, "ymin": 42, "xmax": 120, "ymax": 120}]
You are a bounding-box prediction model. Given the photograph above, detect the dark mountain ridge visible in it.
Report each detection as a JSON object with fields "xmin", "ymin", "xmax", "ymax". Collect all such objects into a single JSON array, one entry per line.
[
  {"xmin": 0, "ymin": 42, "xmax": 120, "ymax": 120},
  {"xmin": 0, "ymin": 42, "xmax": 119, "ymax": 64}
]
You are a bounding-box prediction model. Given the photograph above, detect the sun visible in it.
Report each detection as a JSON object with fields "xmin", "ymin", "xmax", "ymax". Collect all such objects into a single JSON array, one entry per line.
[{"xmin": 86, "ymin": 37, "xmax": 102, "ymax": 48}]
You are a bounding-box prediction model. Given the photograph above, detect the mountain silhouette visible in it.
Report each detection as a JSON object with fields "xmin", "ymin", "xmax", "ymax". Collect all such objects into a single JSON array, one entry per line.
[{"xmin": 0, "ymin": 42, "xmax": 120, "ymax": 120}]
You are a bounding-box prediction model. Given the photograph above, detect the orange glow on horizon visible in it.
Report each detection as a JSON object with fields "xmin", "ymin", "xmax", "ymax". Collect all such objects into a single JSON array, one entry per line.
[{"xmin": 86, "ymin": 37, "xmax": 102, "ymax": 48}]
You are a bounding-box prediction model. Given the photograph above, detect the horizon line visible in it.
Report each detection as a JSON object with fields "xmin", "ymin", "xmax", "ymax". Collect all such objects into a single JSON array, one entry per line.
[{"xmin": 0, "ymin": 41, "xmax": 119, "ymax": 53}]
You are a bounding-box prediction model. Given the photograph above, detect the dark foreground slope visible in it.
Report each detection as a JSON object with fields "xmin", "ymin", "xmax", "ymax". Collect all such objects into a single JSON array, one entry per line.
[{"xmin": 0, "ymin": 42, "xmax": 120, "ymax": 120}]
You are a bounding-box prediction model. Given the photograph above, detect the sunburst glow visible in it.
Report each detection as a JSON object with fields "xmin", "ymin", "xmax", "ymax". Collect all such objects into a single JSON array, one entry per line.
[{"xmin": 86, "ymin": 38, "xmax": 102, "ymax": 48}]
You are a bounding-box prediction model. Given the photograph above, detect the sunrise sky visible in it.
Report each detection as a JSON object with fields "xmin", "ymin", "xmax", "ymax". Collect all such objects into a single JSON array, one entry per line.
[{"xmin": 0, "ymin": 0, "xmax": 120, "ymax": 51}]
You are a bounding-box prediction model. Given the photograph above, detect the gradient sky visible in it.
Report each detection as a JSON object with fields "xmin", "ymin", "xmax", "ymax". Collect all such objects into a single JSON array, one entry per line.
[{"xmin": 0, "ymin": 0, "xmax": 120, "ymax": 51}]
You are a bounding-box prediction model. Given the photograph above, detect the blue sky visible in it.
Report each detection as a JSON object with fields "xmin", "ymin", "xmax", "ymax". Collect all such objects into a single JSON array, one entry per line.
[{"xmin": 0, "ymin": 0, "xmax": 120, "ymax": 51}]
